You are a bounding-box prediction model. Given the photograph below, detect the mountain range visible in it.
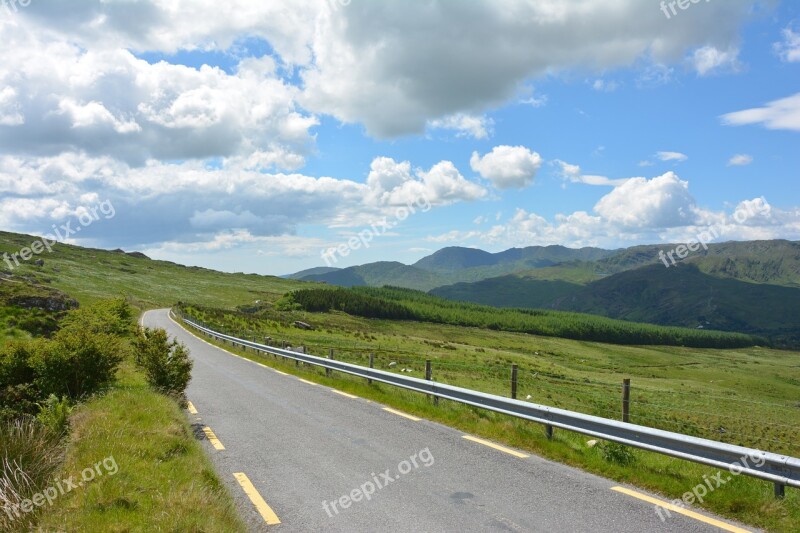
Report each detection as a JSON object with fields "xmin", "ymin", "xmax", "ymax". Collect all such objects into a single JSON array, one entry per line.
[{"xmin": 288, "ymin": 240, "xmax": 800, "ymax": 347}]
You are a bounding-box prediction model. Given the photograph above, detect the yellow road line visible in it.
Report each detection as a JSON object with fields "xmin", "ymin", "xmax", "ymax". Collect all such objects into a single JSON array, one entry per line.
[
  {"xmin": 331, "ymin": 389, "xmax": 358, "ymax": 399},
  {"xmin": 611, "ymin": 486, "xmax": 750, "ymax": 533},
  {"xmin": 233, "ymin": 473, "xmax": 281, "ymax": 525},
  {"xmin": 297, "ymin": 378, "xmax": 318, "ymax": 386},
  {"xmin": 202, "ymin": 426, "xmax": 225, "ymax": 451},
  {"xmin": 462, "ymin": 435, "xmax": 529, "ymax": 459},
  {"xmin": 187, "ymin": 401, "xmax": 198, "ymax": 415},
  {"xmin": 273, "ymin": 369, "xmax": 288, "ymax": 376},
  {"xmin": 382, "ymin": 407, "xmax": 421, "ymax": 421}
]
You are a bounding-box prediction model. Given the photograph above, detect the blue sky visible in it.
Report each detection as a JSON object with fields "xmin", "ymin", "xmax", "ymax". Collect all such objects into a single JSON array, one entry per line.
[{"xmin": 0, "ymin": 0, "xmax": 799, "ymax": 275}]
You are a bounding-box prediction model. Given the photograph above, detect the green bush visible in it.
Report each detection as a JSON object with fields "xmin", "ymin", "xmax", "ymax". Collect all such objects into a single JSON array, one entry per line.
[
  {"xmin": 31, "ymin": 326, "xmax": 123, "ymax": 400},
  {"xmin": 0, "ymin": 342, "xmax": 40, "ymax": 421},
  {"xmin": 135, "ymin": 328, "xmax": 193, "ymax": 402},
  {"xmin": 599, "ymin": 441, "xmax": 637, "ymax": 466},
  {"xmin": 59, "ymin": 297, "xmax": 134, "ymax": 337}
]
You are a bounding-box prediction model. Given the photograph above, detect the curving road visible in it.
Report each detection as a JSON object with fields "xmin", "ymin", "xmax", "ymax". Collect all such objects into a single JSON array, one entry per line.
[{"xmin": 143, "ymin": 309, "xmax": 755, "ymax": 533}]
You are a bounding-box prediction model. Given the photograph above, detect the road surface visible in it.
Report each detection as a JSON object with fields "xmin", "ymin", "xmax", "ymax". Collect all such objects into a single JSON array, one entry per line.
[{"xmin": 143, "ymin": 309, "xmax": 754, "ymax": 533}]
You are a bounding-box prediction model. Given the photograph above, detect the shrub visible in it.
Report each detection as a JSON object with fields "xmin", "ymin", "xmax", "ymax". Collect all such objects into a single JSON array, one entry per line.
[
  {"xmin": 0, "ymin": 342, "xmax": 40, "ymax": 421},
  {"xmin": 599, "ymin": 441, "xmax": 637, "ymax": 466},
  {"xmin": 59, "ymin": 297, "xmax": 134, "ymax": 337},
  {"xmin": 135, "ymin": 328, "xmax": 193, "ymax": 402},
  {"xmin": 31, "ymin": 327, "xmax": 123, "ymax": 400}
]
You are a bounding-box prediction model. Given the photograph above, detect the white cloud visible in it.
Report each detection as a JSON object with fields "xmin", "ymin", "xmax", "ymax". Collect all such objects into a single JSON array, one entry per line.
[
  {"xmin": 428, "ymin": 113, "xmax": 493, "ymax": 139},
  {"xmin": 297, "ymin": 0, "xmax": 758, "ymax": 137},
  {"xmin": 365, "ymin": 156, "xmax": 487, "ymax": 209},
  {"xmin": 470, "ymin": 145, "xmax": 542, "ymax": 189},
  {"xmin": 656, "ymin": 151, "xmax": 688, "ymax": 162},
  {"xmin": 594, "ymin": 172, "xmax": 699, "ymax": 228},
  {"xmin": 775, "ymin": 23, "xmax": 800, "ymax": 62},
  {"xmin": 721, "ymin": 93, "xmax": 800, "ymax": 131},
  {"xmin": 0, "ymin": 21, "xmax": 317, "ymax": 169},
  {"xmin": 690, "ymin": 46, "xmax": 740, "ymax": 76},
  {"xmin": 554, "ymin": 160, "xmax": 630, "ymax": 187},
  {"xmin": 728, "ymin": 154, "xmax": 753, "ymax": 166}
]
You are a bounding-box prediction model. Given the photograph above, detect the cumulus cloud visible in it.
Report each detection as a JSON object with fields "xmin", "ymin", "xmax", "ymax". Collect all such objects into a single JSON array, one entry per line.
[
  {"xmin": 594, "ymin": 172, "xmax": 699, "ymax": 228},
  {"xmin": 554, "ymin": 160, "xmax": 629, "ymax": 187},
  {"xmin": 428, "ymin": 113, "xmax": 493, "ymax": 139},
  {"xmin": 690, "ymin": 46, "xmax": 741, "ymax": 76},
  {"xmin": 366, "ymin": 157, "xmax": 487, "ymax": 207},
  {"xmin": 775, "ymin": 23, "xmax": 800, "ymax": 62},
  {"xmin": 298, "ymin": 0, "xmax": 758, "ymax": 137},
  {"xmin": 470, "ymin": 146, "xmax": 542, "ymax": 189},
  {"xmin": 721, "ymin": 93, "xmax": 800, "ymax": 131},
  {"xmin": 728, "ymin": 154, "xmax": 753, "ymax": 166},
  {"xmin": 0, "ymin": 19, "xmax": 317, "ymax": 168}
]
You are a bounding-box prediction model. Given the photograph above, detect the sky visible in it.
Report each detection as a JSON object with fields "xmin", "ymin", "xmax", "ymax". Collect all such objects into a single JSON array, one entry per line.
[{"xmin": 0, "ymin": 0, "xmax": 799, "ymax": 276}]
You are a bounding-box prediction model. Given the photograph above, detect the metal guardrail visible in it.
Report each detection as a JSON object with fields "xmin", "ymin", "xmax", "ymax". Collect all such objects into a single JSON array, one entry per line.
[{"xmin": 180, "ymin": 316, "xmax": 800, "ymax": 493}]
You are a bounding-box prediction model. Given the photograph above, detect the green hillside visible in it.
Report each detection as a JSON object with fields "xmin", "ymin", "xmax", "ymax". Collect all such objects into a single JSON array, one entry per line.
[{"xmin": 0, "ymin": 231, "xmax": 303, "ymax": 309}]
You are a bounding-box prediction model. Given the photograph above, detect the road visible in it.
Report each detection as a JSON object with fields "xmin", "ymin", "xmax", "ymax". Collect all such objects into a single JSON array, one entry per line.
[{"xmin": 143, "ymin": 308, "xmax": 755, "ymax": 533}]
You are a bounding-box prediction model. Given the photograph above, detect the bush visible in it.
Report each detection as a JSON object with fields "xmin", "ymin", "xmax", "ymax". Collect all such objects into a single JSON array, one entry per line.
[
  {"xmin": 135, "ymin": 328, "xmax": 193, "ymax": 402},
  {"xmin": 31, "ymin": 326, "xmax": 123, "ymax": 400},
  {"xmin": 59, "ymin": 297, "xmax": 134, "ymax": 337},
  {"xmin": 0, "ymin": 342, "xmax": 40, "ymax": 421},
  {"xmin": 599, "ymin": 441, "xmax": 637, "ymax": 466}
]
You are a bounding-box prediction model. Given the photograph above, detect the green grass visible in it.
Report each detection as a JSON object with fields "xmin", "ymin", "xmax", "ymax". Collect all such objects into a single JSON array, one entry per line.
[
  {"xmin": 38, "ymin": 357, "xmax": 246, "ymax": 532},
  {"xmin": 177, "ymin": 316, "xmax": 800, "ymax": 532},
  {"xmin": 1, "ymin": 230, "xmax": 303, "ymax": 309}
]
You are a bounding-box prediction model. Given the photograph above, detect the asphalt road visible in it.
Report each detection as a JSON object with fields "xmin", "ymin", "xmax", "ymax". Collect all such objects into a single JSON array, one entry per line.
[{"xmin": 143, "ymin": 309, "xmax": 755, "ymax": 533}]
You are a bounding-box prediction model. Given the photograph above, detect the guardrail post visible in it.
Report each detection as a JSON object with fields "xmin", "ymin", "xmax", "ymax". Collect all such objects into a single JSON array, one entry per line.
[
  {"xmin": 511, "ymin": 364, "xmax": 518, "ymax": 400},
  {"xmin": 327, "ymin": 349, "xmax": 333, "ymax": 377},
  {"xmin": 775, "ymin": 482, "xmax": 786, "ymax": 499},
  {"xmin": 368, "ymin": 353, "xmax": 374, "ymax": 385},
  {"xmin": 426, "ymin": 360, "xmax": 438, "ymax": 406},
  {"xmin": 545, "ymin": 425, "xmax": 553, "ymax": 439},
  {"xmin": 622, "ymin": 378, "xmax": 631, "ymax": 423}
]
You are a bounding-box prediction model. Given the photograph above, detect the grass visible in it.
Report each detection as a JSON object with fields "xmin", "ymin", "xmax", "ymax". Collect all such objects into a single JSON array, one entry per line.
[
  {"xmin": 0, "ymin": 230, "xmax": 303, "ymax": 309},
  {"xmin": 177, "ymin": 316, "xmax": 800, "ymax": 532},
  {"xmin": 183, "ymin": 303, "xmax": 800, "ymax": 457},
  {"xmin": 37, "ymin": 357, "xmax": 246, "ymax": 532}
]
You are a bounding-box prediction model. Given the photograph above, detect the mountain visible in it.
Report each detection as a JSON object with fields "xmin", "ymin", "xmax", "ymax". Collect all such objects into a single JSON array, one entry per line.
[
  {"xmin": 301, "ymin": 262, "xmax": 446, "ymax": 291},
  {"xmin": 284, "ymin": 266, "xmax": 341, "ymax": 279},
  {"xmin": 547, "ymin": 262, "xmax": 800, "ymax": 347},
  {"xmin": 293, "ymin": 245, "xmax": 618, "ymax": 290},
  {"xmin": 413, "ymin": 245, "xmax": 615, "ymax": 274},
  {"xmin": 430, "ymin": 276, "xmax": 583, "ymax": 308}
]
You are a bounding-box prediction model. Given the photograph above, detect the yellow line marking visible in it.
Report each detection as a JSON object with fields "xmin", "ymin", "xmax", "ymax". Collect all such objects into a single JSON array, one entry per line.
[
  {"xmin": 233, "ymin": 472, "xmax": 281, "ymax": 525},
  {"xmin": 462, "ymin": 435, "xmax": 529, "ymax": 459},
  {"xmin": 202, "ymin": 426, "xmax": 225, "ymax": 450},
  {"xmin": 273, "ymin": 369, "xmax": 288, "ymax": 376},
  {"xmin": 187, "ymin": 401, "xmax": 198, "ymax": 415},
  {"xmin": 382, "ymin": 407, "xmax": 421, "ymax": 421},
  {"xmin": 331, "ymin": 389, "xmax": 358, "ymax": 399},
  {"xmin": 297, "ymin": 378, "xmax": 318, "ymax": 386},
  {"xmin": 611, "ymin": 486, "xmax": 750, "ymax": 533}
]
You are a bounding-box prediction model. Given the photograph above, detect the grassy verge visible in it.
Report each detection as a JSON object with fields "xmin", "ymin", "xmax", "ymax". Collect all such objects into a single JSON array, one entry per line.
[
  {"xmin": 178, "ymin": 318, "xmax": 799, "ymax": 532},
  {"xmin": 38, "ymin": 357, "xmax": 246, "ymax": 532}
]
